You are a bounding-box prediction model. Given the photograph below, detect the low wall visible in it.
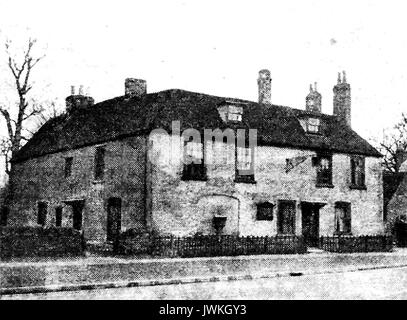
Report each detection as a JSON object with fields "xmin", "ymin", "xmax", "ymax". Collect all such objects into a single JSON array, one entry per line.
[{"xmin": 0, "ymin": 226, "xmax": 85, "ymax": 259}]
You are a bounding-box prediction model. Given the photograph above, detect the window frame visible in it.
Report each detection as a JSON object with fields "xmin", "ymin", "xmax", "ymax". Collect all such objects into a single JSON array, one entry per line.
[
  {"xmin": 227, "ymin": 105, "xmax": 243, "ymax": 122},
  {"xmin": 334, "ymin": 201, "xmax": 352, "ymax": 235},
  {"xmin": 235, "ymin": 145, "xmax": 256, "ymax": 184},
  {"xmin": 350, "ymin": 155, "xmax": 366, "ymax": 190},
  {"xmin": 256, "ymin": 202, "xmax": 274, "ymax": 221},
  {"xmin": 0, "ymin": 206, "xmax": 9, "ymax": 226},
  {"xmin": 306, "ymin": 117, "xmax": 321, "ymax": 134},
  {"xmin": 277, "ymin": 200, "xmax": 296, "ymax": 235},
  {"xmin": 181, "ymin": 139, "xmax": 207, "ymax": 181},
  {"xmin": 37, "ymin": 201, "xmax": 48, "ymax": 227},
  {"xmin": 64, "ymin": 157, "xmax": 73, "ymax": 178},
  {"xmin": 94, "ymin": 146, "xmax": 106, "ymax": 181},
  {"xmin": 314, "ymin": 152, "xmax": 333, "ymax": 188},
  {"xmin": 55, "ymin": 206, "xmax": 63, "ymax": 227}
]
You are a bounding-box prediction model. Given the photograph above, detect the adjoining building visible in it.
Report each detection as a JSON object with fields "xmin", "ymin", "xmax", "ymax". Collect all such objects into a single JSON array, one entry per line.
[{"xmin": 7, "ymin": 70, "xmax": 384, "ymax": 246}]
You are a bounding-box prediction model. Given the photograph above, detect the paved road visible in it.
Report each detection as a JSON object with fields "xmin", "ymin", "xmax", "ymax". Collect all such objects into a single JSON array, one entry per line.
[{"xmin": 2, "ymin": 266, "xmax": 407, "ymax": 300}]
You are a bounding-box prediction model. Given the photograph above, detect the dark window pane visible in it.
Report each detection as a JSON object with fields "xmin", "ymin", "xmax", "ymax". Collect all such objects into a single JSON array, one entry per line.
[
  {"xmin": 277, "ymin": 200, "xmax": 296, "ymax": 234},
  {"xmin": 55, "ymin": 207, "xmax": 62, "ymax": 227},
  {"xmin": 0, "ymin": 206, "xmax": 9, "ymax": 226},
  {"xmin": 257, "ymin": 203, "xmax": 274, "ymax": 221},
  {"xmin": 94, "ymin": 147, "xmax": 105, "ymax": 180},
  {"xmin": 182, "ymin": 141, "xmax": 206, "ymax": 181},
  {"xmin": 236, "ymin": 146, "xmax": 255, "ymax": 182},
  {"xmin": 182, "ymin": 163, "xmax": 207, "ymax": 181},
  {"xmin": 335, "ymin": 202, "xmax": 351, "ymax": 234},
  {"xmin": 37, "ymin": 202, "xmax": 47, "ymax": 226},
  {"xmin": 316, "ymin": 154, "xmax": 332, "ymax": 186},
  {"xmin": 65, "ymin": 157, "xmax": 73, "ymax": 178},
  {"xmin": 107, "ymin": 197, "xmax": 122, "ymax": 242},
  {"xmin": 351, "ymin": 156, "xmax": 365, "ymax": 187}
]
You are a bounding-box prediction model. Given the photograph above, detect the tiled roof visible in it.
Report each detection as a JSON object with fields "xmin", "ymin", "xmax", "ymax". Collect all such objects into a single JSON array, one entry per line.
[{"xmin": 12, "ymin": 89, "xmax": 381, "ymax": 162}]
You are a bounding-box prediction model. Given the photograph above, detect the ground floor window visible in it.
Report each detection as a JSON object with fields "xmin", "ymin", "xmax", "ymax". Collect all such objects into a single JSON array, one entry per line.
[
  {"xmin": 277, "ymin": 200, "xmax": 296, "ymax": 234},
  {"xmin": 107, "ymin": 197, "xmax": 122, "ymax": 242},
  {"xmin": 334, "ymin": 202, "xmax": 351, "ymax": 234},
  {"xmin": 256, "ymin": 202, "xmax": 274, "ymax": 221},
  {"xmin": 55, "ymin": 207, "xmax": 63, "ymax": 227},
  {"xmin": 37, "ymin": 202, "xmax": 47, "ymax": 226},
  {"xmin": 0, "ymin": 206, "xmax": 9, "ymax": 226}
]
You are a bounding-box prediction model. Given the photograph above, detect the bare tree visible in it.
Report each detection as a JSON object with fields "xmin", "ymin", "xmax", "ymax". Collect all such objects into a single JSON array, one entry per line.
[
  {"xmin": 0, "ymin": 38, "xmax": 45, "ymax": 175},
  {"xmin": 376, "ymin": 113, "xmax": 407, "ymax": 173}
]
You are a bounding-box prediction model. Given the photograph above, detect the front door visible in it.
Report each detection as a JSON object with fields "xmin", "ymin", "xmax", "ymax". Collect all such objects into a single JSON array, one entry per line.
[
  {"xmin": 301, "ymin": 203, "xmax": 320, "ymax": 247},
  {"xmin": 72, "ymin": 201, "xmax": 84, "ymax": 231},
  {"xmin": 107, "ymin": 198, "xmax": 122, "ymax": 242}
]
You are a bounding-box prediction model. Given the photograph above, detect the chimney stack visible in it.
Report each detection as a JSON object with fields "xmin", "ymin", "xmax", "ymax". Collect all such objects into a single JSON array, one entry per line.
[
  {"xmin": 257, "ymin": 69, "xmax": 272, "ymax": 105},
  {"xmin": 125, "ymin": 78, "xmax": 147, "ymax": 98},
  {"xmin": 333, "ymin": 71, "xmax": 351, "ymax": 126},
  {"xmin": 65, "ymin": 84, "xmax": 95, "ymax": 114},
  {"xmin": 306, "ymin": 82, "xmax": 322, "ymax": 113}
]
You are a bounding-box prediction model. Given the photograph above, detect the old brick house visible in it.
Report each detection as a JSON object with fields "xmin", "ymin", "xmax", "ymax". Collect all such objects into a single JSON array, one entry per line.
[{"xmin": 7, "ymin": 70, "xmax": 384, "ymax": 246}]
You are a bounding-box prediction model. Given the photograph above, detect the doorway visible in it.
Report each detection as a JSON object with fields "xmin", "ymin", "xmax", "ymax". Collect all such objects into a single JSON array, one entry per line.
[
  {"xmin": 71, "ymin": 201, "xmax": 84, "ymax": 230},
  {"xmin": 107, "ymin": 197, "xmax": 122, "ymax": 242},
  {"xmin": 301, "ymin": 202, "xmax": 324, "ymax": 247},
  {"xmin": 64, "ymin": 200, "xmax": 85, "ymax": 231}
]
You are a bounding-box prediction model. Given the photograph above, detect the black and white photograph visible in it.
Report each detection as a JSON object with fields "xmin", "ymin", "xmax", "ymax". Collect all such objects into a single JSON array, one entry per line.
[{"xmin": 0, "ymin": 0, "xmax": 407, "ymax": 305}]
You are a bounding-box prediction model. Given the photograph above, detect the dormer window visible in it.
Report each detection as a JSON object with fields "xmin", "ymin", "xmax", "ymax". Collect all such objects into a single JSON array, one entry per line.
[
  {"xmin": 306, "ymin": 118, "xmax": 321, "ymax": 133},
  {"xmin": 227, "ymin": 105, "xmax": 243, "ymax": 122},
  {"xmin": 217, "ymin": 104, "xmax": 243, "ymax": 122},
  {"xmin": 299, "ymin": 117, "xmax": 322, "ymax": 134}
]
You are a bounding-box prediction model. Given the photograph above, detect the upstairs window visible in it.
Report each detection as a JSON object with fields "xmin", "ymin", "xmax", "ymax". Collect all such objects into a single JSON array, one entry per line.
[
  {"xmin": 182, "ymin": 140, "xmax": 207, "ymax": 181},
  {"xmin": 299, "ymin": 117, "xmax": 322, "ymax": 134},
  {"xmin": 235, "ymin": 147, "xmax": 255, "ymax": 183},
  {"xmin": 37, "ymin": 202, "xmax": 47, "ymax": 226},
  {"xmin": 217, "ymin": 104, "xmax": 243, "ymax": 123},
  {"xmin": 306, "ymin": 118, "xmax": 321, "ymax": 134},
  {"xmin": 335, "ymin": 202, "xmax": 351, "ymax": 235},
  {"xmin": 227, "ymin": 105, "xmax": 243, "ymax": 122},
  {"xmin": 94, "ymin": 146, "xmax": 105, "ymax": 180},
  {"xmin": 65, "ymin": 157, "xmax": 73, "ymax": 178},
  {"xmin": 350, "ymin": 156, "xmax": 366, "ymax": 189},
  {"xmin": 256, "ymin": 202, "xmax": 274, "ymax": 221},
  {"xmin": 313, "ymin": 153, "xmax": 333, "ymax": 187}
]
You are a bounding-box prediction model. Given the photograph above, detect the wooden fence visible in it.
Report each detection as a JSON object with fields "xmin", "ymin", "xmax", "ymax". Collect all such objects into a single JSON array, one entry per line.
[
  {"xmin": 148, "ymin": 234, "xmax": 306, "ymax": 257},
  {"xmin": 319, "ymin": 235, "xmax": 393, "ymax": 253}
]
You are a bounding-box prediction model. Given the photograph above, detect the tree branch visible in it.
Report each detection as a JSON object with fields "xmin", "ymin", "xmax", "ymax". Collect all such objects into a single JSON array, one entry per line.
[{"xmin": 0, "ymin": 107, "xmax": 15, "ymax": 141}]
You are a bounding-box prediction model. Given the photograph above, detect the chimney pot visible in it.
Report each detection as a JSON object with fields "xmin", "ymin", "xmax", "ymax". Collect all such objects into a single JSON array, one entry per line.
[
  {"xmin": 66, "ymin": 85, "xmax": 94, "ymax": 114},
  {"xmin": 257, "ymin": 69, "xmax": 272, "ymax": 105}
]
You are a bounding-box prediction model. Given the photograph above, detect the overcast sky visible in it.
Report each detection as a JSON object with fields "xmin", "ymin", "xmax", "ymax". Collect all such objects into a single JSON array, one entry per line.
[{"xmin": 0, "ymin": 0, "xmax": 406, "ymax": 183}]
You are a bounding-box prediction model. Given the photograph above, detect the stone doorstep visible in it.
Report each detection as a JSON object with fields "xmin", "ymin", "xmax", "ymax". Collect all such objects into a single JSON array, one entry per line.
[{"xmin": 2, "ymin": 263, "xmax": 407, "ymax": 296}]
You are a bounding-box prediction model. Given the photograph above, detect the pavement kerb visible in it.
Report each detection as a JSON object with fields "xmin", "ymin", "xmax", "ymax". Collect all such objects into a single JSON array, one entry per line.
[
  {"xmin": 2, "ymin": 262, "xmax": 407, "ymax": 296},
  {"xmin": 2, "ymin": 249, "xmax": 407, "ymax": 268}
]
